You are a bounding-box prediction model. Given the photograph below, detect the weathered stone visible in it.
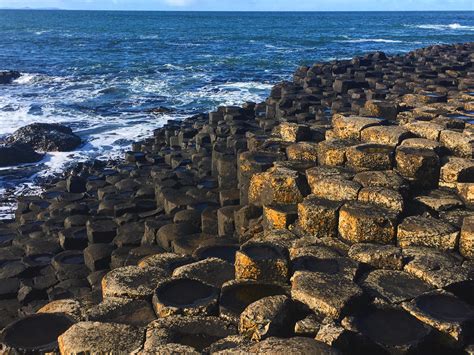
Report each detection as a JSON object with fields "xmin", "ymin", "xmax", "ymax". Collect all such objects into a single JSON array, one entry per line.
[
  {"xmin": 85, "ymin": 297, "xmax": 156, "ymax": 326},
  {"xmin": 317, "ymin": 139, "xmax": 355, "ymax": 167},
  {"xmin": 263, "ymin": 204, "xmax": 298, "ymax": 230},
  {"xmin": 275, "ymin": 122, "xmax": 312, "ymax": 142},
  {"xmin": 219, "ymin": 280, "xmax": 288, "ymax": 324},
  {"xmin": 291, "ymin": 271, "xmax": 363, "ymax": 319},
  {"xmin": 358, "ymin": 186, "xmax": 404, "ymax": 213},
  {"xmin": 297, "ymin": 196, "xmax": 343, "ymax": 238},
  {"xmin": 332, "ymin": 114, "xmax": 383, "ymax": 140},
  {"xmin": 361, "ymin": 125, "xmax": 412, "ymax": 146},
  {"xmin": 348, "ymin": 243, "xmax": 403, "ymax": 270},
  {"xmin": 235, "ymin": 243, "xmax": 289, "ymax": 284},
  {"xmin": 152, "ymin": 278, "xmax": 219, "ymax": 317},
  {"xmin": 102, "ymin": 265, "xmax": 167, "ymax": 299},
  {"xmin": 37, "ymin": 299, "xmax": 84, "ymax": 321},
  {"xmin": 58, "ymin": 321, "xmax": 143, "ymax": 354},
  {"xmin": 338, "ymin": 202, "xmax": 398, "ymax": 244},
  {"xmin": 397, "ymin": 216, "xmax": 459, "ymax": 251},
  {"xmin": 84, "ymin": 243, "xmax": 115, "ymax": 271},
  {"xmin": 0, "ymin": 313, "xmax": 75, "ymax": 353},
  {"xmin": 6, "ymin": 123, "xmax": 82, "ymax": 152},
  {"xmin": 403, "ymin": 247, "xmax": 471, "ymax": 288},
  {"xmin": 397, "ymin": 147, "xmax": 440, "ymax": 189},
  {"xmin": 239, "ymin": 295, "xmax": 292, "ymax": 341},
  {"xmin": 440, "ymin": 156, "xmax": 474, "ymax": 188},
  {"xmin": 286, "ymin": 142, "xmax": 319, "ymax": 162},
  {"xmin": 364, "ymin": 100, "xmax": 399, "ymax": 120},
  {"xmin": 440, "ymin": 130, "xmax": 474, "ymax": 158},
  {"xmin": 361, "ymin": 270, "xmax": 433, "ymax": 304},
  {"xmin": 249, "ymin": 166, "xmax": 310, "ymax": 206},
  {"xmin": 86, "ymin": 218, "xmax": 117, "ymax": 244},
  {"xmin": 346, "ymin": 144, "xmax": 394, "ymax": 172},
  {"xmin": 348, "ymin": 307, "xmax": 434, "ymax": 354},
  {"xmin": 353, "ymin": 170, "xmax": 408, "ymax": 194},
  {"xmin": 172, "ymin": 257, "xmax": 234, "ymax": 288},
  {"xmin": 460, "ymin": 216, "xmax": 474, "ymax": 259},
  {"xmin": 404, "ymin": 121, "xmax": 445, "ymax": 141},
  {"xmin": 144, "ymin": 316, "xmax": 236, "ymax": 352},
  {"xmin": 241, "ymin": 336, "xmax": 338, "ymax": 354},
  {"xmin": 217, "ymin": 205, "xmax": 240, "ymax": 238},
  {"xmin": 138, "ymin": 252, "xmax": 193, "ymax": 273},
  {"xmin": 402, "ymin": 290, "xmax": 474, "ymax": 345}
]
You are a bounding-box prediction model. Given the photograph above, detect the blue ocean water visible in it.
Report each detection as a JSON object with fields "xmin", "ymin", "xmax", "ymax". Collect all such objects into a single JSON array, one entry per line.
[{"xmin": 0, "ymin": 10, "xmax": 473, "ymax": 201}]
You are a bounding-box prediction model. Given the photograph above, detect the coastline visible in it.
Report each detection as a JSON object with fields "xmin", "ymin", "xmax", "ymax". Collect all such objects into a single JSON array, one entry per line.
[{"xmin": 1, "ymin": 42, "xmax": 474, "ymax": 352}]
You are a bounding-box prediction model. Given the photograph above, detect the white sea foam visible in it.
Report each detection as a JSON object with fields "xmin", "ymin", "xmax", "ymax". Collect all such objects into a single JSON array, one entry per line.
[
  {"xmin": 410, "ymin": 23, "xmax": 474, "ymax": 31},
  {"xmin": 338, "ymin": 38, "xmax": 403, "ymax": 43}
]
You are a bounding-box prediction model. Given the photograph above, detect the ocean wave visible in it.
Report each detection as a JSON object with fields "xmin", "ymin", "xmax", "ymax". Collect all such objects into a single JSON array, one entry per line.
[
  {"xmin": 409, "ymin": 23, "xmax": 474, "ymax": 31},
  {"xmin": 338, "ymin": 38, "xmax": 403, "ymax": 43}
]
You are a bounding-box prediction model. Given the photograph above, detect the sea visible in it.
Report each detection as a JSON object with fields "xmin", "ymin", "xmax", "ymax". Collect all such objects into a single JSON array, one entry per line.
[{"xmin": 0, "ymin": 10, "xmax": 474, "ymax": 218}]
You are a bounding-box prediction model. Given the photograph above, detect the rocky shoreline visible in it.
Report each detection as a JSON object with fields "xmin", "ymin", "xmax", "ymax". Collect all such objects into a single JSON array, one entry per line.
[{"xmin": 1, "ymin": 42, "xmax": 474, "ymax": 354}]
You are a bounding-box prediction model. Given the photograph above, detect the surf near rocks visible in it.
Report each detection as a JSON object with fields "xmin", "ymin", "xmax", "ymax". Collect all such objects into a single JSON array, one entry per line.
[{"xmin": 1, "ymin": 42, "xmax": 474, "ymax": 354}]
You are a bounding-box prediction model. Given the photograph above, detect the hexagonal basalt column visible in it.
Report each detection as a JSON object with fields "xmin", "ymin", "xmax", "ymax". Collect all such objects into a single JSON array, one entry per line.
[
  {"xmin": 152, "ymin": 278, "xmax": 219, "ymax": 317},
  {"xmin": 235, "ymin": 243, "xmax": 289, "ymax": 284},
  {"xmin": 338, "ymin": 201, "xmax": 398, "ymax": 245}
]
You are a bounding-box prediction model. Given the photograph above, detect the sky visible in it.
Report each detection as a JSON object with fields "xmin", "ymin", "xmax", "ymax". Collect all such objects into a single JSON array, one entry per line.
[{"xmin": 0, "ymin": 0, "xmax": 473, "ymax": 11}]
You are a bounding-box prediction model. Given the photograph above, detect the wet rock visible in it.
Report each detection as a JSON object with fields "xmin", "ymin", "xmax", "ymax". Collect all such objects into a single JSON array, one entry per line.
[
  {"xmin": 6, "ymin": 123, "xmax": 82, "ymax": 152},
  {"xmin": 144, "ymin": 316, "xmax": 236, "ymax": 352},
  {"xmin": 397, "ymin": 216, "xmax": 459, "ymax": 251},
  {"xmin": 402, "ymin": 290, "xmax": 474, "ymax": 345},
  {"xmin": 152, "ymin": 277, "xmax": 219, "ymax": 317},
  {"xmin": 291, "ymin": 271, "xmax": 363, "ymax": 320},
  {"xmin": 0, "ymin": 142, "xmax": 44, "ymax": 167},
  {"xmin": 0, "ymin": 313, "xmax": 75, "ymax": 353},
  {"xmin": 58, "ymin": 321, "xmax": 144, "ymax": 354},
  {"xmin": 0, "ymin": 70, "xmax": 20, "ymax": 84}
]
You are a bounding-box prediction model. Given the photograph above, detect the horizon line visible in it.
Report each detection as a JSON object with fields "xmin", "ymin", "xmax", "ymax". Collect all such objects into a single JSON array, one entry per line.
[{"xmin": 0, "ymin": 8, "xmax": 473, "ymax": 12}]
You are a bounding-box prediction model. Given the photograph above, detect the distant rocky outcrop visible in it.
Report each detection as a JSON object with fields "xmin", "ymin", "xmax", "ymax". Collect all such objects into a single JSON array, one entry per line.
[
  {"xmin": 6, "ymin": 123, "xmax": 82, "ymax": 152},
  {"xmin": 0, "ymin": 142, "xmax": 44, "ymax": 167},
  {"xmin": 0, "ymin": 71, "xmax": 21, "ymax": 84}
]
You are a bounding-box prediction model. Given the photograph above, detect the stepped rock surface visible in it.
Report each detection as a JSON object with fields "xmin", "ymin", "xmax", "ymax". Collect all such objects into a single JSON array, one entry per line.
[{"xmin": 1, "ymin": 43, "xmax": 474, "ymax": 354}]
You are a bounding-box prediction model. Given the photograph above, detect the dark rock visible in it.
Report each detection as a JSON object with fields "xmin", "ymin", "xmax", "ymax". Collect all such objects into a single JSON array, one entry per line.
[
  {"xmin": 0, "ymin": 142, "xmax": 43, "ymax": 167},
  {"xmin": 6, "ymin": 123, "xmax": 81, "ymax": 152},
  {"xmin": 0, "ymin": 71, "xmax": 20, "ymax": 84}
]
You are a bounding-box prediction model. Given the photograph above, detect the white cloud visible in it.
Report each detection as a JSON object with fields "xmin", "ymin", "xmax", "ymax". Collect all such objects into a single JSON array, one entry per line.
[{"xmin": 164, "ymin": 0, "xmax": 195, "ymax": 6}]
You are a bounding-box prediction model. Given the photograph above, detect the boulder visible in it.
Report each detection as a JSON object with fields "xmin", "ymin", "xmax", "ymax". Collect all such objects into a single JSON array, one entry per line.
[
  {"xmin": 0, "ymin": 142, "xmax": 43, "ymax": 167},
  {"xmin": 0, "ymin": 71, "xmax": 20, "ymax": 84},
  {"xmin": 7, "ymin": 123, "xmax": 81, "ymax": 152}
]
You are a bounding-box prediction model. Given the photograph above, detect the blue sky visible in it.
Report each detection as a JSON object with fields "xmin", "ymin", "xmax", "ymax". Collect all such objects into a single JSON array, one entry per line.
[{"xmin": 0, "ymin": 0, "xmax": 473, "ymax": 11}]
